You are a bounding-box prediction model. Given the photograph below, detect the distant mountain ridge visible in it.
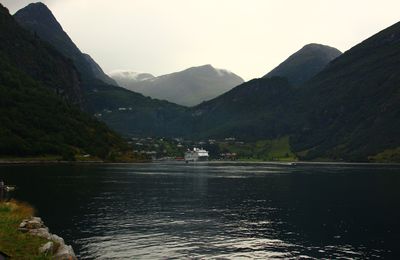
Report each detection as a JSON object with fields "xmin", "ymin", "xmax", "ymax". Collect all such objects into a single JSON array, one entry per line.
[
  {"xmin": 263, "ymin": 43, "xmax": 342, "ymax": 85},
  {"xmin": 110, "ymin": 64, "xmax": 244, "ymax": 107}
]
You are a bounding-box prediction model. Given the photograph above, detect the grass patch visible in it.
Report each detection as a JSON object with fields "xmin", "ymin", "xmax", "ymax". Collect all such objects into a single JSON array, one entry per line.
[
  {"xmin": 0, "ymin": 200, "xmax": 52, "ymax": 259},
  {"xmin": 0, "ymin": 156, "xmax": 62, "ymax": 162},
  {"xmin": 219, "ymin": 136, "xmax": 297, "ymax": 161},
  {"xmin": 368, "ymin": 147, "xmax": 400, "ymax": 163},
  {"xmin": 0, "ymin": 152, "xmax": 149, "ymax": 163}
]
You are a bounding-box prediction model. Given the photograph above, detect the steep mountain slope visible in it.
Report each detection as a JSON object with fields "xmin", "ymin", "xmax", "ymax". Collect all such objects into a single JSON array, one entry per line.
[
  {"xmin": 14, "ymin": 2, "xmax": 187, "ymax": 137},
  {"xmin": 0, "ymin": 4, "xmax": 129, "ymax": 159},
  {"xmin": 14, "ymin": 2, "xmax": 117, "ymax": 86},
  {"xmin": 291, "ymin": 22, "xmax": 400, "ymax": 161},
  {"xmin": 188, "ymin": 77, "xmax": 298, "ymax": 139},
  {"xmin": 0, "ymin": 5, "xmax": 81, "ymax": 104},
  {"xmin": 83, "ymin": 53, "xmax": 118, "ymax": 85},
  {"xmin": 83, "ymin": 82, "xmax": 187, "ymax": 137},
  {"xmin": 110, "ymin": 65, "xmax": 244, "ymax": 107},
  {"xmin": 264, "ymin": 44, "xmax": 342, "ymax": 86}
]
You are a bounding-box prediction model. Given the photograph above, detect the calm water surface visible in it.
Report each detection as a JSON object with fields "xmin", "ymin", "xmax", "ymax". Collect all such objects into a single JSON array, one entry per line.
[{"xmin": 1, "ymin": 162, "xmax": 400, "ymax": 259}]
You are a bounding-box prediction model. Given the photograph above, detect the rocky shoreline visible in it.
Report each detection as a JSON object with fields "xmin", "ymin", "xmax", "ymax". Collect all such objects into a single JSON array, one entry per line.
[{"xmin": 19, "ymin": 217, "xmax": 76, "ymax": 259}]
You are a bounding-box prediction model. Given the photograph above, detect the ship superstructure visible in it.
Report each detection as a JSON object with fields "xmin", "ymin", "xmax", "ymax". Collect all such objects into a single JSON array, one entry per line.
[{"xmin": 184, "ymin": 148, "xmax": 209, "ymax": 162}]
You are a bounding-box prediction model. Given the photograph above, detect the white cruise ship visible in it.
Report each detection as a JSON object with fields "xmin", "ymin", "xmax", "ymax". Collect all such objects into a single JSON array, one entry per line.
[{"xmin": 184, "ymin": 148, "xmax": 209, "ymax": 162}]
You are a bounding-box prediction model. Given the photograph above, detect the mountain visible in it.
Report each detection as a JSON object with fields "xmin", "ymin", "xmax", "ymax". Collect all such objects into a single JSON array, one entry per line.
[
  {"xmin": 291, "ymin": 22, "xmax": 400, "ymax": 161},
  {"xmin": 187, "ymin": 77, "xmax": 297, "ymax": 139},
  {"xmin": 0, "ymin": 4, "xmax": 130, "ymax": 160},
  {"xmin": 0, "ymin": 4, "xmax": 81, "ymax": 105},
  {"xmin": 14, "ymin": 2, "xmax": 186, "ymax": 137},
  {"xmin": 187, "ymin": 22, "xmax": 400, "ymax": 162},
  {"xmin": 83, "ymin": 53, "xmax": 118, "ymax": 85},
  {"xmin": 263, "ymin": 43, "xmax": 342, "ymax": 86},
  {"xmin": 12, "ymin": 2, "xmax": 400, "ymax": 162},
  {"xmin": 14, "ymin": 2, "xmax": 117, "ymax": 86},
  {"xmin": 110, "ymin": 65, "xmax": 244, "ymax": 107}
]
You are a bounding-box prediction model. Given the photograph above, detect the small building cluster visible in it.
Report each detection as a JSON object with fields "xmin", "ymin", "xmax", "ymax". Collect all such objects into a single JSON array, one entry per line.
[{"xmin": 126, "ymin": 136, "xmax": 246, "ymax": 161}]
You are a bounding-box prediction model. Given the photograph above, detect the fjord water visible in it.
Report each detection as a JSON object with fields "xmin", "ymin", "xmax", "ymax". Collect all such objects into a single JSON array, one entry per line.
[{"xmin": 1, "ymin": 162, "xmax": 400, "ymax": 259}]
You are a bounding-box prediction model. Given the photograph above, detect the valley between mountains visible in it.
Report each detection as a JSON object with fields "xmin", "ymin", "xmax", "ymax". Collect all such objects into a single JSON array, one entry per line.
[{"xmin": 1, "ymin": 2, "xmax": 399, "ymax": 162}]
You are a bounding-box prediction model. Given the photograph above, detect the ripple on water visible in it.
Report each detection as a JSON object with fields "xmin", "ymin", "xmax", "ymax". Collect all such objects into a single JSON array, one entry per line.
[{"xmin": 2, "ymin": 162, "xmax": 399, "ymax": 259}]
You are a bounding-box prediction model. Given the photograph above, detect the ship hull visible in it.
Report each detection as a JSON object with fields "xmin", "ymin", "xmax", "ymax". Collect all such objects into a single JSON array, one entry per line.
[{"xmin": 184, "ymin": 148, "xmax": 209, "ymax": 162}]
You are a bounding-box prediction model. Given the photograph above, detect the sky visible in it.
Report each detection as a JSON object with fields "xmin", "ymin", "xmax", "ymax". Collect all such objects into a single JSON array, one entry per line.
[{"xmin": 1, "ymin": 0, "xmax": 400, "ymax": 80}]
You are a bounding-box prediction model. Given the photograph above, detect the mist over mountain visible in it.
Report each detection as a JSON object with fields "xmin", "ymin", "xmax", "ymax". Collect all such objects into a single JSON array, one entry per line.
[
  {"xmin": 109, "ymin": 70, "xmax": 155, "ymax": 86},
  {"xmin": 109, "ymin": 65, "xmax": 244, "ymax": 107},
  {"xmin": 264, "ymin": 43, "xmax": 342, "ymax": 85}
]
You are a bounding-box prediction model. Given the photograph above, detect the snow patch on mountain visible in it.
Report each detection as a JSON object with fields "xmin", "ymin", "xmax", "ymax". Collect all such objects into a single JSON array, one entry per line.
[{"xmin": 108, "ymin": 70, "xmax": 155, "ymax": 82}]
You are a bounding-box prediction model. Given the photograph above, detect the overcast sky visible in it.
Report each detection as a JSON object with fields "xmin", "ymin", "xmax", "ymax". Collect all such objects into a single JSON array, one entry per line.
[{"xmin": 1, "ymin": 0, "xmax": 400, "ymax": 80}]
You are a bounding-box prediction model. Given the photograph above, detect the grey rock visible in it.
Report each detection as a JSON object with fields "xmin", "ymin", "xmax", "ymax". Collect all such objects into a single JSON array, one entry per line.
[
  {"xmin": 32, "ymin": 217, "xmax": 42, "ymax": 222},
  {"xmin": 19, "ymin": 221, "xmax": 27, "ymax": 229},
  {"xmin": 26, "ymin": 217, "xmax": 45, "ymax": 229},
  {"xmin": 29, "ymin": 227, "xmax": 51, "ymax": 239},
  {"xmin": 18, "ymin": 217, "xmax": 44, "ymax": 232},
  {"xmin": 18, "ymin": 217, "xmax": 76, "ymax": 259},
  {"xmin": 54, "ymin": 244, "xmax": 77, "ymax": 260},
  {"xmin": 39, "ymin": 241, "xmax": 54, "ymax": 255},
  {"xmin": 50, "ymin": 234, "xmax": 65, "ymax": 245}
]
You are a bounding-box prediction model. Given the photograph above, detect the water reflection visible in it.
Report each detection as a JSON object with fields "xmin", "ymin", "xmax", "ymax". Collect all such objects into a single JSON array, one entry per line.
[
  {"xmin": 0, "ymin": 180, "xmax": 12, "ymax": 201},
  {"xmin": 0, "ymin": 162, "xmax": 399, "ymax": 259}
]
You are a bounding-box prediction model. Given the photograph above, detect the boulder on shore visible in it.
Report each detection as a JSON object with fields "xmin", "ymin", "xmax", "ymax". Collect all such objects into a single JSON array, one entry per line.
[{"xmin": 19, "ymin": 217, "xmax": 77, "ymax": 259}]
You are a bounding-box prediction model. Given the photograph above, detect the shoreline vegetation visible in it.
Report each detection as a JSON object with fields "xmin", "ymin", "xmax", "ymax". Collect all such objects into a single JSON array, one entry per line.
[
  {"xmin": 0, "ymin": 137, "xmax": 398, "ymax": 165},
  {"xmin": 0, "ymin": 157, "xmax": 398, "ymax": 165},
  {"xmin": 0, "ymin": 153, "xmax": 152, "ymax": 164},
  {"xmin": 0, "ymin": 200, "xmax": 76, "ymax": 259}
]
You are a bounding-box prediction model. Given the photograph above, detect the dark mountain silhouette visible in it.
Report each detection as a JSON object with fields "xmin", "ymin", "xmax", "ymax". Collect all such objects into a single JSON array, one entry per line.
[
  {"xmin": 264, "ymin": 43, "xmax": 342, "ymax": 86},
  {"xmin": 188, "ymin": 77, "xmax": 296, "ymax": 139},
  {"xmin": 14, "ymin": 2, "xmax": 117, "ymax": 85},
  {"xmin": 0, "ymin": 4, "xmax": 130, "ymax": 159},
  {"xmin": 0, "ymin": 4, "xmax": 81, "ymax": 104},
  {"xmin": 291, "ymin": 22, "xmax": 400, "ymax": 161}
]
